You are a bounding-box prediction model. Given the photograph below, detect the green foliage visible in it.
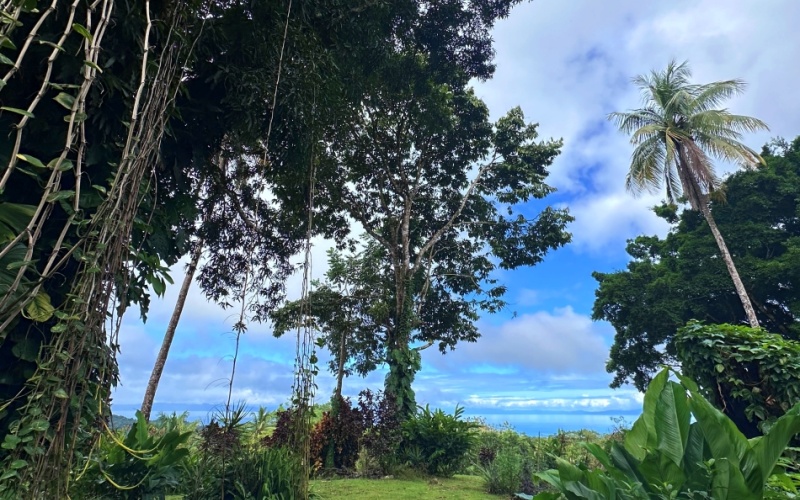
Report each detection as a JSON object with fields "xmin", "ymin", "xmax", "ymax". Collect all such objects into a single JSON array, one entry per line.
[
  {"xmin": 594, "ymin": 138, "xmax": 800, "ymax": 390},
  {"xmin": 478, "ymin": 446, "xmax": 524, "ymax": 494},
  {"xmin": 71, "ymin": 411, "xmax": 191, "ymax": 499},
  {"xmin": 676, "ymin": 321, "xmax": 800, "ymax": 438},
  {"xmin": 229, "ymin": 447, "xmax": 304, "ymax": 500},
  {"xmin": 534, "ymin": 368, "xmax": 800, "ymax": 499},
  {"xmin": 402, "ymin": 404, "xmax": 478, "ymax": 477}
]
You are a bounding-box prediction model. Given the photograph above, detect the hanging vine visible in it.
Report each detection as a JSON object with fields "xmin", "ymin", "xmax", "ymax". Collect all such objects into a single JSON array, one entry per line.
[{"xmin": 0, "ymin": 0, "xmax": 195, "ymax": 496}]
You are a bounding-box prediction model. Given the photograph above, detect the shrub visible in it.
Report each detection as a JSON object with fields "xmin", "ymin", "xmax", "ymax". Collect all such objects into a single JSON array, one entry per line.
[
  {"xmin": 357, "ymin": 389, "xmax": 402, "ymax": 476},
  {"xmin": 401, "ymin": 404, "xmax": 478, "ymax": 477},
  {"xmin": 230, "ymin": 447, "xmax": 303, "ymax": 500},
  {"xmin": 309, "ymin": 395, "xmax": 364, "ymax": 473},
  {"xmin": 676, "ymin": 320, "xmax": 800, "ymax": 437},
  {"xmin": 71, "ymin": 411, "xmax": 191, "ymax": 499},
  {"xmin": 263, "ymin": 407, "xmax": 298, "ymax": 448},
  {"xmin": 478, "ymin": 446, "xmax": 523, "ymax": 494}
]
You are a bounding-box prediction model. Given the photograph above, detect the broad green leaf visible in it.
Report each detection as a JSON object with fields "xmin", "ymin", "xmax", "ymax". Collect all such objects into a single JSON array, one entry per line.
[
  {"xmin": 683, "ymin": 423, "xmax": 709, "ymax": 491},
  {"xmin": 16, "ymin": 153, "xmax": 45, "ymax": 168},
  {"xmin": 0, "ymin": 51, "xmax": 14, "ymax": 66},
  {"xmin": 624, "ymin": 416, "xmax": 649, "ymax": 461},
  {"xmin": 9, "ymin": 459, "xmax": 26, "ymax": 470},
  {"xmin": 11, "ymin": 335, "xmax": 39, "ymax": 361},
  {"xmin": 47, "ymin": 158, "xmax": 73, "ymax": 171},
  {"xmin": 24, "ymin": 291, "xmax": 54, "ymax": 323},
  {"xmin": 1, "ymin": 434, "xmax": 21, "ymax": 449},
  {"xmin": 46, "ymin": 190, "xmax": 75, "ymax": 203},
  {"xmin": 654, "ymin": 381, "xmax": 690, "ymax": 467},
  {"xmin": 0, "ymin": 36, "xmax": 17, "ymax": 50},
  {"xmin": 53, "ymin": 92, "xmax": 75, "ymax": 110},
  {"xmin": 71, "ymin": 23, "xmax": 92, "ymax": 41},
  {"xmin": 609, "ymin": 442, "xmax": 652, "ymax": 492},
  {"xmin": 687, "ymin": 387, "xmax": 748, "ymax": 468},
  {"xmin": 0, "ymin": 202, "xmax": 35, "ymax": 241},
  {"xmin": 29, "ymin": 420, "xmax": 49, "ymax": 432},
  {"xmin": 751, "ymin": 403, "xmax": 800, "ymax": 487}
]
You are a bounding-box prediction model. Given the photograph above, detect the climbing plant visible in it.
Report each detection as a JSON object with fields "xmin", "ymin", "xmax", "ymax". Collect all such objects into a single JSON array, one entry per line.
[
  {"xmin": 676, "ymin": 321, "xmax": 800, "ymax": 438},
  {"xmin": 0, "ymin": 1, "xmax": 193, "ymax": 496}
]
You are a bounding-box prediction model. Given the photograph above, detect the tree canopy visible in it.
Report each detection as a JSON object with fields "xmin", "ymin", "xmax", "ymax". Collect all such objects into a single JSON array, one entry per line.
[
  {"xmin": 275, "ymin": 61, "xmax": 571, "ymax": 415},
  {"xmin": 593, "ymin": 137, "xmax": 800, "ymax": 390}
]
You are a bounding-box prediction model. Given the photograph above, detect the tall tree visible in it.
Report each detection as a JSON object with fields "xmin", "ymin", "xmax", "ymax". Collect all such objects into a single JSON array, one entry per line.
[
  {"xmin": 608, "ymin": 60, "xmax": 768, "ymax": 328},
  {"xmin": 279, "ymin": 68, "xmax": 571, "ymax": 417},
  {"xmin": 594, "ymin": 138, "xmax": 800, "ymax": 390}
]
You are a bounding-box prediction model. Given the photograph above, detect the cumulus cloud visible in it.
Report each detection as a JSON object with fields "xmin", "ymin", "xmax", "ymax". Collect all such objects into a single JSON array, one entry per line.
[
  {"xmin": 428, "ymin": 306, "xmax": 610, "ymax": 375},
  {"xmin": 477, "ymin": 0, "xmax": 800, "ymax": 253}
]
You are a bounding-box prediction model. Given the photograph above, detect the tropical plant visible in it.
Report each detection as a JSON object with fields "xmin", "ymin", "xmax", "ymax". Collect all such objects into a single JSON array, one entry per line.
[
  {"xmin": 594, "ymin": 138, "xmax": 800, "ymax": 390},
  {"xmin": 534, "ymin": 368, "xmax": 800, "ymax": 499},
  {"xmin": 609, "ymin": 60, "xmax": 768, "ymax": 328},
  {"xmin": 357, "ymin": 389, "xmax": 404, "ymax": 477},
  {"xmin": 401, "ymin": 404, "xmax": 478, "ymax": 476},
  {"xmin": 309, "ymin": 395, "xmax": 364, "ymax": 473},
  {"xmin": 478, "ymin": 446, "xmax": 525, "ymax": 494},
  {"xmin": 70, "ymin": 411, "xmax": 191, "ymax": 500}
]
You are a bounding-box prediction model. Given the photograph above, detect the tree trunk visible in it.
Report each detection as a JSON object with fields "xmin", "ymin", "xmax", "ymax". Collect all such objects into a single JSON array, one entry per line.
[
  {"xmin": 699, "ymin": 203, "xmax": 759, "ymax": 328},
  {"xmin": 334, "ymin": 327, "xmax": 347, "ymax": 402},
  {"xmin": 384, "ymin": 280, "xmax": 419, "ymax": 420},
  {"xmin": 141, "ymin": 240, "xmax": 204, "ymax": 421}
]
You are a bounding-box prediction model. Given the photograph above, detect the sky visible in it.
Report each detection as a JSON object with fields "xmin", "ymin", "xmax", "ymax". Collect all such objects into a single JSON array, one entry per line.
[{"xmin": 112, "ymin": 0, "xmax": 800, "ymax": 434}]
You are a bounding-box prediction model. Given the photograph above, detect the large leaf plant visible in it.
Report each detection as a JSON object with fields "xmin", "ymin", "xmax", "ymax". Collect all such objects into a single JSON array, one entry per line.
[{"xmin": 533, "ymin": 368, "xmax": 800, "ymax": 499}]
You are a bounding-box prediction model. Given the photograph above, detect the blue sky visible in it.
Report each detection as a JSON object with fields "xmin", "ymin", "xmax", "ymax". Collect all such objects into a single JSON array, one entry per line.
[{"xmin": 113, "ymin": 1, "xmax": 800, "ymax": 434}]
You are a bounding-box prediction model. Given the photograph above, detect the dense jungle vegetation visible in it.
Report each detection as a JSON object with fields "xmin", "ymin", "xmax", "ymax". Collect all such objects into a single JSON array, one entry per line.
[{"xmin": 0, "ymin": 0, "xmax": 798, "ymax": 498}]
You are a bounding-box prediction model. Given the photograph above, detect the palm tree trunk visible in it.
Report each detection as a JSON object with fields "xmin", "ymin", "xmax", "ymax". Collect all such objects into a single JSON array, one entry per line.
[
  {"xmin": 699, "ymin": 203, "xmax": 759, "ymax": 328},
  {"xmin": 141, "ymin": 239, "xmax": 204, "ymax": 421}
]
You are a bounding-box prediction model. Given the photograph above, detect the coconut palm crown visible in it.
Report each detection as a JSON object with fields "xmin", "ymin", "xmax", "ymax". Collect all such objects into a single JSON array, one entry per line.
[{"xmin": 609, "ymin": 60, "xmax": 769, "ymax": 328}]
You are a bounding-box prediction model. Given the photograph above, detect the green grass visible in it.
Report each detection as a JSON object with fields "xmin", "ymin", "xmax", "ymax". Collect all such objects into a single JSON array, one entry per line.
[{"xmin": 311, "ymin": 474, "xmax": 505, "ymax": 499}]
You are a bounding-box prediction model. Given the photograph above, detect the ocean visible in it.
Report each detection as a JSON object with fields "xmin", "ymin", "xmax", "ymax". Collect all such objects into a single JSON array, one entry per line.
[{"xmin": 114, "ymin": 406, "xmax": 638, "ymax": 437}]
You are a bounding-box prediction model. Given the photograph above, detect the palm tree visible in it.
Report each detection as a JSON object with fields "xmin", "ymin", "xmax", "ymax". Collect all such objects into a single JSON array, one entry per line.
[{"xmin": 609, "ymin": 60, "xmax": 768, "ymax": 328}]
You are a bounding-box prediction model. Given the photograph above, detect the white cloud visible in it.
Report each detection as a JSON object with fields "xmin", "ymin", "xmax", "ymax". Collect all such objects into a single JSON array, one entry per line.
[
  {"xmin": 428, "ymin": 306, "xmax": 610, "ymax": 374},
  {"xmin": 477, "ymin": 0, "xmax": 800, "ymax": 254}
]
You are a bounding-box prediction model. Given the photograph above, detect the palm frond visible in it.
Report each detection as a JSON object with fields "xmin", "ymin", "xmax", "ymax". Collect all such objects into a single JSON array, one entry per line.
[
  {"xmin": 629, "ymin": 123, "xmax": 665, "ymax": 145},
  {"xmin": 690, "ymin": 79, "xmax": 746, "ymax": 113},
  {"xmin": 626, "ymin": 135, "xmax": 666, "ymax": 196},
  {"xmin": 693, "ymin": 133, "xmax": 764, "ymax": 167},
  {"xmin": 608, "ymin": 109, "xmax": 662, "ymax": 134},
  {"xmin": 690, "ymin": 110, "xmax": 768, "ymax": 136}
]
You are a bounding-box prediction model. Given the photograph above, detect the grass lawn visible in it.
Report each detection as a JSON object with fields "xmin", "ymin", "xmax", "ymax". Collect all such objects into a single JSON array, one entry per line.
[{"xmin": 310, "ymin": 474, "xmax": 506, "ymax": 499}]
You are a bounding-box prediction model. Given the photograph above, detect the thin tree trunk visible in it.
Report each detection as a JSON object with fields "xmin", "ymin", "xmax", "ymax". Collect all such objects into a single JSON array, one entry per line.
[
  {"xmin": 699, "ymin": 203, "xmax": 759, "ymax": 328},
  {"xmin": 334, "ymin": 328, "xmax": 347, "ymax": 402},
  {"xmin": 141, "ymin": 239, "xmax": 204, "ymax": 421}
]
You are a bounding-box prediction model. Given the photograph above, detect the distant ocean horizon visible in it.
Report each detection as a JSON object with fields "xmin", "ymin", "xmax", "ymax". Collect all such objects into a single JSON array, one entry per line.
[{"xmin": 112, "ymin": 404, "xmax": 640, "ymax": 437}]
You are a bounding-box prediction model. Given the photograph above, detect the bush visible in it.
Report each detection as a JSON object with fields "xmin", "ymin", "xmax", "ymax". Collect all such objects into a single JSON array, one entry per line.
[
  {"xmin": 71, "ymin": 411, "xmax": 191, "ymax": 499},
  {"xmin": 309, "ymin": 395, "xmax": 364, "ymax": 473},
  {"xmin": 357, "ymin": 389, "xmax": 402, "ymax": 477},
  {"xmin": 676, "ymin": 320, "xmax": 800, "ymax": 437},
  {"xmin": 478, "ymin": 446, "xmax": 523, "ymax": 494},
  {"xmin": 230, "ymin": 447, "xmax": 303, "ymax": 500},
  {"xmin": 401, "ymin": 404, "xmax": 478, "ymax": 477}
]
